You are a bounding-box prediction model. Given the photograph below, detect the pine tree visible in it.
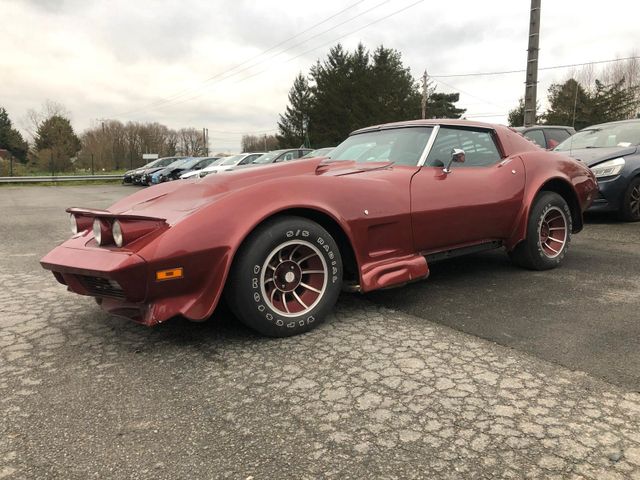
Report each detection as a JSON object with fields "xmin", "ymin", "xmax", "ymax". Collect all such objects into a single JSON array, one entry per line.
[
  {"xmin": 277, "ymin": 73, "xmax": 311, "ymax": 148},
  {"xmin": 542, "ymin": 79, "xmax": 591, "ymax": 130},
  {"xmin": 35, "ymin": 115, "xmax": 81, "ymax": 171},
  {"xmin": 0, "ymin": 107, "xmax": 29, "ymax": 162},
  {"xmin": 427, "ymin": 92, "xmax": 466, "ymax": 119},
  {"xmin": 308, "ymin": 44, "xmax": 353, "ymax": 146},
  {"xmin": 370, "ymin": 46, "xmax": 422, "ymax": 124},
  {"xmin": 591, "ymin": 78, "xmax": 640, "ymax": 124}
]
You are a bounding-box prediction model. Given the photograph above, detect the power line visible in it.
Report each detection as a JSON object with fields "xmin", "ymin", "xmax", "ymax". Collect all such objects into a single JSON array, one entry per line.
[
  {"xmin": 430, "ymin": 55, "xmax": 640, "ymax": 78},
  {"xmin": 144, "ymin": 0, "xmax": 424, "ymax": 112},
  {"xmin": 117, "ymin": 0, "xmax": 392, "ymax": 118},
  {"xmin": 115, "ymin": 0, "xmax": 368, "ymax": 117},
  {"xmin": 431, "ymin": 77, "xmax": 507, "ymax": 110}
]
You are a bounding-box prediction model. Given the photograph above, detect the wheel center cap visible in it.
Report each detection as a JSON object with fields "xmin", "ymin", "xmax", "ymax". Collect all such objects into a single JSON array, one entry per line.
[{"xmin": 274, "ymin": 261, "xmax": 302, "ymax": 292}]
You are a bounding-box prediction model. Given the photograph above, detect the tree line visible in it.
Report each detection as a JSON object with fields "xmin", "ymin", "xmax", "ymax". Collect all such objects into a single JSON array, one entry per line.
[
  {"xmin": 0, "ymin": 101, "xmax": 211, "ymax": 175},
  {"xmin": 3, "ymin": 45, "xmax": 638, "ymax": 175},
  {"xmin": 508, "ymin": 56, "xmax": 640, "ymax": 129}
]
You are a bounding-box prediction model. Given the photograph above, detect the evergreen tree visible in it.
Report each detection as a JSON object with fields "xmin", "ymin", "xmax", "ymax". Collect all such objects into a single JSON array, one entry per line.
[
  {"xmin": 590, "ymin": 78, "xmax": 640, "ymax": 124},
  {"xmin": 507, "ymin": 98, "xmax": 525, "ymax": 127},
  {"xmin": 308, "ymin": 44, "xmax": 353, "ymax": 146},
  {"xmin": 277, "ymin": 73, "xmax": 311, "ymax": 148},
  {"xmin": 35, "ymin": 115, "xmax": 81, "ymax": 171},
  {"xmin": 542, "ymin": 79, "xmax": 591, "ymax": 129},
  {"xmin": 0, "ymin": 107, "xmax": 28, "ymax": 162},
  {"xmin": 427, "ymin": 92, "xmax": 466, "ymax": 119},
  {"xmin": 507, "ymin": 98, "xmax": 541, "ymax": 126},
  {"xmin": 370, "ymin": 46, "xmax": 422, "ymax": 124}
]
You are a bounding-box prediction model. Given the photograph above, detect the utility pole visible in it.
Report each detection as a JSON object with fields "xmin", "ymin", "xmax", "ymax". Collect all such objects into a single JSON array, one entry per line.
[
  {"xmin": 421, "ymin": 69, "xmax": 429, "ymax": 119},
  {"xmin": 264, "ymin": 134, "xmax": 267, "ymax": 151},
  {"xmin": 523, "ymin": 0, "xmax": 541, "ymax": 127},
  {"xmin": 202, "ymin": 128, "xmax": 209, "ymax": 156}
]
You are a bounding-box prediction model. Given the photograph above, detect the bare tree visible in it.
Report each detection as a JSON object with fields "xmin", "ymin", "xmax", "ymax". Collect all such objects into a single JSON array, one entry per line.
[
  {"xmin": 176, "ymin": 128, "xmax": 206, "ymax": 156},
  {"xmin": 241, "ymin": 134, "xmax": 279, "ymax": 152},
  {"xmin": 24, "ymin": 100, "xmax": 70, "ymax": 140}
]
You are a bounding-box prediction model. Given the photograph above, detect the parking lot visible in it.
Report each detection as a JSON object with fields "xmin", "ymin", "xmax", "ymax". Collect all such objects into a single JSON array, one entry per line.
[{"xmin": 1, "ymin": 185, "xmax": 640, "ymax": 479}]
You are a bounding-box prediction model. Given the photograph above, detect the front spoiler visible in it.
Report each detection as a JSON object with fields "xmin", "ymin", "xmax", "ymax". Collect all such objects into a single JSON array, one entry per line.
[
  {"xmin": 41, "ymin": 235, "xmax": 230, "ymax": 327},
  {"xmin": 41, "ymin": 242, "xmax": 180, "ymax": 326}
]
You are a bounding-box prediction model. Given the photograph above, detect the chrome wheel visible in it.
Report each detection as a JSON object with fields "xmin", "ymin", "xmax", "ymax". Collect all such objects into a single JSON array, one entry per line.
[
  {"xmin": 260, "ymin": 240, "xmax": 328, "ymax": 317},
  {"xmin": 538, "ymin": 206, "xmax": 568, "ymax": 259}
]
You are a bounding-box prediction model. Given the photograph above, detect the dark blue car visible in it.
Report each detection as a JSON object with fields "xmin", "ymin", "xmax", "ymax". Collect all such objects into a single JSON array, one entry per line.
[{"xmin": 554, "ymin": 119, "xmax": 640, "ymax": 221}]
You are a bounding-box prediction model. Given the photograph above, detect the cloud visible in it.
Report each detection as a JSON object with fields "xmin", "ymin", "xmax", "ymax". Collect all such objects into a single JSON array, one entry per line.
[{"xmin": 2, "ymin": 0, "xmax": 640, "ymax": 151}]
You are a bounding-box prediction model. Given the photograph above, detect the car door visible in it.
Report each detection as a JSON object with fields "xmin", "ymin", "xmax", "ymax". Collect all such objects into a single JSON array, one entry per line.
[{"xmin": 410, "ymin": 126, "xmax": 525, "ymax": 253}]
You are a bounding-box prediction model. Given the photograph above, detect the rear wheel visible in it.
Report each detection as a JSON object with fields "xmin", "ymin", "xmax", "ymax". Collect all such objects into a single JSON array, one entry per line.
[
  {"xmin": 619, "ymin": 177, "xmax": 640, "ymax": 222},
  {"xmin": 509, "ymin": 192, "xmax": 572, "ymax": 270},
  {"xmin": 226, "ymin": 216, "xmax": 343, "ymax": 337}
]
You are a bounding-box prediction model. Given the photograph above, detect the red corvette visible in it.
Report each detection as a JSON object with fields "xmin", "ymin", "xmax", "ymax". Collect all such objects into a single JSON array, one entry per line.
[{"xmin": 41, "ymin": 120, "xmax": 597, "ymax": 337}]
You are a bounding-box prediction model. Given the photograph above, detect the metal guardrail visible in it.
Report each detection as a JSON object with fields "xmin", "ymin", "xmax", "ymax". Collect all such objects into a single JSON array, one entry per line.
[{"xmin": 0, "ymin": 174, "xmax": 123, "ymax": 184}]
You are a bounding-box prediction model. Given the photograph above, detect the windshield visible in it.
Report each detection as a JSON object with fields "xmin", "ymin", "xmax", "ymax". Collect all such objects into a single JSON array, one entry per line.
[
  {"xmin": 554, "ymin": 122, "xmax": 640, "ymax": 151},
  {"xmin": 166, "ymin": 158, "xmax": 191, "ymax": 168},
  {"xmin": 302, "ymin": 147, "xmax": 333, "ymax": 158},
  {"xmin": 218, "ymin": 154, "xmax": 244, "ymax": 166},
  {"xmin": 193, "ymin": 157, "xmax": 221, "ymax": 169},
  {"xmin": 329, "ymin": 127, "xmax": 434, "ymax": 165},
  {"xmin": 252, "ymin": 150, "xmax": 287, "ymax": 164}
]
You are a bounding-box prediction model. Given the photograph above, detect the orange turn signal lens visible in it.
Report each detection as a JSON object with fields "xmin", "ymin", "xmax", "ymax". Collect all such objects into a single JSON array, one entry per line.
[{"xmin": 156, "ymin": 267, "xmax": 183, "ymax": 281}]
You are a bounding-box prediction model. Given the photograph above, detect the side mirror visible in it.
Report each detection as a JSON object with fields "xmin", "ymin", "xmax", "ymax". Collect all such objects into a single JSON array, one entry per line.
[{"xmin": 443, "ymin": 148, "xmax": 465, "ymax": 174}]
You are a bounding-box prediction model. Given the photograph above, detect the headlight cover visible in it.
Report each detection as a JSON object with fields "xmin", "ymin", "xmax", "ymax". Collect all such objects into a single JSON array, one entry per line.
[
  {"xmin": 93, "ymin": 219, "xmax": 102, "ymax": 245},
  {"xmin": 69, "ymin": 214, "xmax": 78, "ymax": 235},
  {"xmin": 591, "ymin": 157, "xmax": 625, "ymax": 178},
  {"xmin": 112, "ymin": 220, "xmax": 123, "ymax": 247}
]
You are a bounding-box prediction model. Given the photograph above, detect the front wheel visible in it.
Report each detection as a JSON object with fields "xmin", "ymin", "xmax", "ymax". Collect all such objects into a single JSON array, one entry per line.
[
  {"xmin": 619, "ymin": 177, "xmax": 640, "ymax": 222},
  {"xmin": 509, "ymin": 192, "xmax": 573, "ymax": 270},
  {"xmin": 226, "ymin": 216, "xmax": 343, "ymax": 337}
]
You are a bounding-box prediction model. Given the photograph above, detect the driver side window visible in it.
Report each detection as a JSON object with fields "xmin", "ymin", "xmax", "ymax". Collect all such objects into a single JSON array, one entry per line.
[{"xmin": 426, "ymin": 127, "xmax": 502, "ymax": 168}]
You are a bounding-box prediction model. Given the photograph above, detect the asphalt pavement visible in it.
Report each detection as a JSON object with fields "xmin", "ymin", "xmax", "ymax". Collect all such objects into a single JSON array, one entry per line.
[{"xmin": 1, "ymin": 185, "xmax": 639, "ymax": 479}]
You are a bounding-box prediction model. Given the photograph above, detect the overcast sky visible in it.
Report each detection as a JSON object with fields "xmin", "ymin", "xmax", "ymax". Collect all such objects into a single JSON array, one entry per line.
[{"xmin": 2, "ymin": 0, "xmax": 639, "ymax": 151}]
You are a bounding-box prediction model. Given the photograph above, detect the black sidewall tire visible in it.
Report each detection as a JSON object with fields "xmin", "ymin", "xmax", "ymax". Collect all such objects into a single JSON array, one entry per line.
[
  {"xmin": 620, "ymin": 177, "xmax": 640, "ymax": 222},
  {"xmin": 226, "ymin": 216, "xmax": 343, "ymax": 337},
  {"xmin": 511, "ymin": 192, "xmax": 572, "ymax": 270}
]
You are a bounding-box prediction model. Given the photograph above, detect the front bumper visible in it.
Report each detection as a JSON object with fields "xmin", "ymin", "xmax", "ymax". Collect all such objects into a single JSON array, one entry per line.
[
  {"xmin": 587, "ymin": 174, "xmax": 627, "ymax": 213},
  {"xmin": 41, "ymin": 228, "xmax": 231, "ymax": 327}
]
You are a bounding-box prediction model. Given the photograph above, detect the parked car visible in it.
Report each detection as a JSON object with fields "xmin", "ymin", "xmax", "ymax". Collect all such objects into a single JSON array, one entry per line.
[
  {"xmin": 192, "ymin": 152, "xmax": 265, "ymax": 179},
  {"xmin": 301, "ymin": 147, "xmax": 335, "ymax": 158},
  {"xmin": 144, "ymin": 157, "xmax": 193, "ymax": 185},
  {"xmin": 227, "ymin": 148, "xmax": 312, "ymax": 171},
  {"xmin": 41, "ymin": 119, "xmax": 596, "ymax": 338},
  {"xmin": 514, "ymin": 125, "xmax": 575, "ymax": 150},
  {"xmin": 123, "ymin": 161, "xmax": 158, "ymax": 185},
  {"xmin": 554, "ymin": 119, "xmax": 640, "ymax": 221},
  {"xmin": 151, "ymin": 156, "xmax": 221, "ymax": 184},
  {"xmin": 136, "ymin": 156, "xmax": 187, "ymax": 185}
]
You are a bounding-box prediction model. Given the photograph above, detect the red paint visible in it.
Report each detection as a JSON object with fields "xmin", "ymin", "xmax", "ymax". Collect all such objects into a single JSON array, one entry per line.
[{"xmin": 40, "ymin": 120, "xmax": 597, "ymax": 326}]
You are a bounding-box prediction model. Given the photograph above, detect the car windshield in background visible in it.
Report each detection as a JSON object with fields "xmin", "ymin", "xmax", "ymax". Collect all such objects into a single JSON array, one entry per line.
[
  {"xmin": 166, "ymin": 158, "xmax": 191, "ymax": 168},
  {"xmin": 302, "ymin": 147, "xmax": 333, "ymax": 158},
  {"xmin": 328, "ymin": 127, "xmax": 434, "ymax": 165},
  {"xmin": 252, "ymin": 150, "xmax": 286, "ymax": 164},
  {"xmin": 218, "ymin": 154, "xmax": 244, "ymax": 166},
  {"xmin": 179, "ymin": 157, "xmax": 210, "ymax": 169},
  {"xmin": 195, "ymin": 157, "xmax": 221, "ymax": 168},
  {"xmin": 554, "ymin": 123, "xmax": 640, "ymax": 151}
]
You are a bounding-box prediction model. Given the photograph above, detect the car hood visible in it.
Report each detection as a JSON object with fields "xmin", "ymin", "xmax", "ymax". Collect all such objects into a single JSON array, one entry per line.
[
  {"xmin": 106, "ymin": 159, "xmax": 396, "ymax": 224},
  {"xmin": 557, "ymin": 146, "xmax": 638, "ymax": 167}
]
